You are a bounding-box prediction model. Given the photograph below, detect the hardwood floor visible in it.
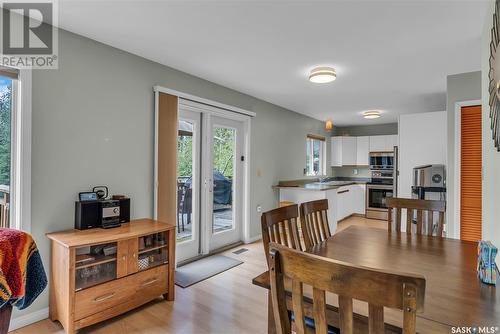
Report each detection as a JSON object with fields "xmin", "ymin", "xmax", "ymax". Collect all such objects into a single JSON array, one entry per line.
[{"xmin": 14, "ymin": 216, "xmax": 384, "ymax": 334}]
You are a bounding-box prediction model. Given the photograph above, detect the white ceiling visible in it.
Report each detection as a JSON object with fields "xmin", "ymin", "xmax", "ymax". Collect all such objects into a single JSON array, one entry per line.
[{"xmin": 58, "ymin": 0, "xmax": 488, "ymax": 126}]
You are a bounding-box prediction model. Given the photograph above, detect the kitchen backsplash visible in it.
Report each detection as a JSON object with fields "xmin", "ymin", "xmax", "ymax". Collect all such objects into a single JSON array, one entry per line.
[{"xmin": 331, "ymin": 166, "xmax": 371, "ymax": 178}]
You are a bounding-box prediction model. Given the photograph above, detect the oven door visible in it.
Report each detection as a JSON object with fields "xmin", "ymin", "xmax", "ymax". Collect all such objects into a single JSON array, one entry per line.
[{"xmin": 366, "ymin": 184, "xmax": 394, "ymax": 211}]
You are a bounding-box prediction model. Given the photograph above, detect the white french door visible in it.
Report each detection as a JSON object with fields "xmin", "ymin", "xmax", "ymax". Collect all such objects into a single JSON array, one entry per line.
[
  {"xmin": 205, "ymin": 115, "xmax": 244, "ymax": 252},
  {"xmin": 176, "ymin": 109, "xmax": 201, "ymax": 262},
  {"xmin": 176, "ymin": 102, "xmax": 246, "ymax": 263}
]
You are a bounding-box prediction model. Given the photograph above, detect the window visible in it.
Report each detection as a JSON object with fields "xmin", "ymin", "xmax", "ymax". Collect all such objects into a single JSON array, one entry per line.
[
  {"xmin": 0, "ymin": 66, "xmax": 31, "ymax": 231},
  {"xmin": 0, "ymin": 70, "xmax": 14, "ymax": 228},
  {"xmin": 306, "ymin": 134, "xmax": 326, "ymax": 176}
]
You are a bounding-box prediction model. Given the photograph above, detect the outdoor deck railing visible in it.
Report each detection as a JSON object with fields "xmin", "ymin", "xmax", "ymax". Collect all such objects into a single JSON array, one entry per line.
[{"xmin": 0, "ymin": 185, "xmax": 9, "ymax": 228}]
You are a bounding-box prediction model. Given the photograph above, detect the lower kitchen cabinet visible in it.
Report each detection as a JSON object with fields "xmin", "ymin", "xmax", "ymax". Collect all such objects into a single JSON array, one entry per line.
[
  {"xmin": 336, "ymin": 186, "xmax": 351, "ymax": 221},
  {"xmin": 350, "ymin": 184, "xmax": 366, "ymax": 215},
  {"xmin": 336, "ymin": 184, "xmax": 366, "ymax": 222}
]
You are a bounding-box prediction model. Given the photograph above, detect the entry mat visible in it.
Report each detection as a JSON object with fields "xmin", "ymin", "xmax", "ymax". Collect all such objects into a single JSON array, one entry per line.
[{"xmin": 175, "ymin": 255, "xmax": 243, "ymax": 288}]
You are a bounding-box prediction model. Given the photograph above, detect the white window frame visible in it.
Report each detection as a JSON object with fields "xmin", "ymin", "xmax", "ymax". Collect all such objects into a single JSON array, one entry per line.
[
  {"xmin": 9, "ymin": 69, "xmax": 32, "ymax": 232},
  {"xmin": 306, "ymin": 135, "xmax": 326, "ymax": 177}
]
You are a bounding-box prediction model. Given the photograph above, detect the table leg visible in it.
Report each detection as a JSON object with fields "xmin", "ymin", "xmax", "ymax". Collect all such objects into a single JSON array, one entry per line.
[{"xmin": 268, "ymin": 291, "xmax": 276, "ymax": 334}]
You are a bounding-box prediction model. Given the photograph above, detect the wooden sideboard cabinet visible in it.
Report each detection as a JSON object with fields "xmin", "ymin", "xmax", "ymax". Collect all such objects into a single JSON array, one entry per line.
[{"xmin": 47, "ymin": 219, "xmax": 176, "ymax": 334}]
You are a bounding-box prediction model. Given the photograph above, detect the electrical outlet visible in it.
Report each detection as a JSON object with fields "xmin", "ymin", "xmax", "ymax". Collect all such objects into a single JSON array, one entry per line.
[{"xmin": 353, "ymin": 169, "xmax": 358, "ymax": 175}]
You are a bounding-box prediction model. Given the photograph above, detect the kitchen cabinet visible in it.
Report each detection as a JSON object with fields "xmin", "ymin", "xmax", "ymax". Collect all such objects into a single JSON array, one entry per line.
[
  {"xmin": 331, "ymin": 137, "xmax": 343, "ymax": 167},
  {"xmin": 386, "ymin": 134, "xmax": 398, "ymax": 149},
  {"xmin": 331, "ymin": 136, "xmax": 357, "ymax": 166},
  {"xmin": 332, "ymin": 135, "xmax": 397, "ymax": 166},
  {"xmin": 356, "ymin": 136, "xmax": 370, "ymax": 166},
  {"xmin": 350, "ymin": 184, "xmax": 366, "ymax": 215},
  {"xmin": 369, "ymin": 135, "xmax": 398, "ymax": 152},
  {"xmin": 336, "ymin": 186, "xmax": 351, "ymax": 221},
  {"xmin": 336, "ymin": 184, "xmax": 366, "ymax": 221}
]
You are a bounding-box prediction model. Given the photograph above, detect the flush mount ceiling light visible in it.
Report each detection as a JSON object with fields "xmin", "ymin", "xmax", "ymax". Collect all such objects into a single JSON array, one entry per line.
[
  {"xmin": 363, "ymin": 110, "xmax": 381, "ymax": 119},
  {"xmin": 309, "ymin": 66, "xmax": 336, "ymax": 83}
]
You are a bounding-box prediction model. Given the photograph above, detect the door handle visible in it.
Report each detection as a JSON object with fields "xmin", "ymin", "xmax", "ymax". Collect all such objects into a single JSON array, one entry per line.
[
  {"xmin": 338, "ymin": 189, "xmax": 349, "ymax": 194},
  {"xmin": 93, "ymin": 292, "xmax": 116, "ymax": 302}
]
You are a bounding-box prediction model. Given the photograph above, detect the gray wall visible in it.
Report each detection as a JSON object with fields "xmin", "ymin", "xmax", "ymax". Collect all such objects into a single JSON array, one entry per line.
[
  {"xmin": 15, "ymin": 29, "xmax": 328, "ymax": 319},
  {"xmin": 330, "ymin": 123, "xmax": 398, "ymax": 177},
  {"xmin": 445, "ymin": 71, "xmax": 481, "ymax": 232},
  {"xmin": 332, "ymin": 123, "xmax": 398, "ymax": 137},
  {"xmin": 481, "ymin": 1, "xmax": 500, "ymax": 247}
]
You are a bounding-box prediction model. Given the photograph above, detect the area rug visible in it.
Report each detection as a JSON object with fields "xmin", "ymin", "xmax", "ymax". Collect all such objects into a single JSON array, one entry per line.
[{"xmin": 175, "ymin": 255, "xmax": 243, "ymax": 288}]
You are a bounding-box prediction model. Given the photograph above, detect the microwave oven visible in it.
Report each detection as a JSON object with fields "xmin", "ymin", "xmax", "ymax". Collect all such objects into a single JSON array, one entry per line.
[{"xmin": 369, "ymin": 152, "xmax": 394, "ymax": 170}]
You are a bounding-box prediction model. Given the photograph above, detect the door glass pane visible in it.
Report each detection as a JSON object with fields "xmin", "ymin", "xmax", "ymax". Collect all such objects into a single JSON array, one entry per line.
[
  {"xmin": 212, "ymin": 127, "xmax": 235, "ymax": 234},
  {"xmin": 0, "ymin": 77, "xmax": 12, "ymax": 228},
  {"xmin": 177, "ymin": 120, "xmax": 194, "ymax": 243}
]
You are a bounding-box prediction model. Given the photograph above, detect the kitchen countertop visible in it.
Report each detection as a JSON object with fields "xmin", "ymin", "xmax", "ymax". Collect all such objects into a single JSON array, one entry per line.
[{"xmin": 273, "ymin": 178, "xmax": 369, "ymax": 191}]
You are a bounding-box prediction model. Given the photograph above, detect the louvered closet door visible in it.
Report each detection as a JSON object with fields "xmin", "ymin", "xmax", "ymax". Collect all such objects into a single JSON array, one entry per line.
[{"xmin": 460, "ymin": 105, "xmax": 482, "ymax": 242}]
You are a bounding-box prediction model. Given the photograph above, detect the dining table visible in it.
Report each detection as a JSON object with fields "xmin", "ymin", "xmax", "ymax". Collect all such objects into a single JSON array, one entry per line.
[{"xmin": 252, "ymin": 225, "xmax": 500, "ymax": 333}]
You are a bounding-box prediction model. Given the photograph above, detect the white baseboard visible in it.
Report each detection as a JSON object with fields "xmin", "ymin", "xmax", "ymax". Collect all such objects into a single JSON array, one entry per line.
[
  {"xmin": 8, "ymin": 307, "xmax": 49, "ymax": 332},
  {"xmin": 244, "ymin": 234, "xmax": 262, "ymax": 244}
]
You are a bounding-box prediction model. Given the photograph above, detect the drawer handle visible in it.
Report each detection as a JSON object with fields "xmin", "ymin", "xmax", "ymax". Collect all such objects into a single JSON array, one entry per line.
[
  {"xmin": 338, "ymin": 189, "xmax": 349, "ymax": 194},
  {"xmin": 93, "ymin": 292, "xmax": 116, "ymax": 303},
  {"xmin": 141, "ymin": 278, "xmax": 158, "ymax": 287}
]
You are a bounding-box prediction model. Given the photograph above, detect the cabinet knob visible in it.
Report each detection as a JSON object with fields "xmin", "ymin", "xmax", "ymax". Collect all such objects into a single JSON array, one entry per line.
[{"xmin": 122, "ymin": 255, "xmax": 126, "ymax": 261}]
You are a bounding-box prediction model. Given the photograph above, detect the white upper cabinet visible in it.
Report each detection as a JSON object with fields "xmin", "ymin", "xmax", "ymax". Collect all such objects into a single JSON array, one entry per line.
[
  {"xmin": 386, "ymin": 134, "xmax": 398, "ymax": 149},
  {"xmin": 356, "ymin": 136, "xmax": 370, "ymax": 166},
  {"xmin": 369, "ymin": 135, "xmax": 398, "ymax": 152},
  {"xmin": 342, "ymin": 137, "xmax": 357, "ymax": 166},
  {"xmin": 331, "ymin": 137, "xmax": 343, "ymax": 167},
  {"xmin": 331, "ymin": 136, "xmax": 356, "ymax": 166},
  {"xmin": 332, "ymin": 135, "xmax": 397, "ymax": 166},
  {"xmin": 369, "ymin": 135, "xmax": 387, "ymax": 152}
]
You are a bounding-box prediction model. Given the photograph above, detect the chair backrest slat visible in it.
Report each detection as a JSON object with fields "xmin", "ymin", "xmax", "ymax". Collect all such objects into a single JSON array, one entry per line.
[
  {"xmin": 427, "ymin": 210, "xmax": 433, "ymax": 235},
  {"xmin": 300, "ymin": 199, "xmax": 331, "ymax": 249},
  {"xmin": 292, "ymin": 280, "xmax": 306, "ymax": 334},
  {"xmin": 406, "ymin": 208, "xmax": 413, "ymax": 234},
  {"xmin": 313, "ymin": 288, "xmax": 327, "ymax": 334},
  {"xmin": 261, "ymin": 205, "xmax": 303, "ymax": 267},
  {"xmin": 387, "ymin": 198, "xmax": 446, "ymax": 238},
  {"xmin": 268, "ymin": 242, "xmax": 426, "ymax": 334},
  {"xmin": 416, "ymin": 209, "xmax": 423, "ymax": 235}
]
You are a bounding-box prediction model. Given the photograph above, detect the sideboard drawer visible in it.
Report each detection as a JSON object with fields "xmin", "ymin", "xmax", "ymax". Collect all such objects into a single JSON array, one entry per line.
[
  {"xmin": 74, "ymin": 276, "xmax": 133, "ymax": 320},
  {"xmin": 131, "ymin": 265, "xmax": 168, "ymax": 298}
]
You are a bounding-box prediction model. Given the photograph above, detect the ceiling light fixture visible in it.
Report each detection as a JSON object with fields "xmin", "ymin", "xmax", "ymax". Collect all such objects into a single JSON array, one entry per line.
[
  {"xmin": 325, "ymin": 119, "xmax": 333, "ymax": 130},
  {"xmin": 309, "ymin": 66, "xmax": 336, "ymax": 83},
  {"xmin": 363, "ymin": 110, "xmax": 381, "ymax": 119}
]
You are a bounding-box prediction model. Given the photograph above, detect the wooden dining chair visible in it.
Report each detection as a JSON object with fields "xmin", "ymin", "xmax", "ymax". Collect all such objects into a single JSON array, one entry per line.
[
  {"xmin": 386, "ymin": 198, "xmax": 446, "ymax": 237},
  {"xmin": 300, "ymin": 199, "xmax": 331, "ymax": 249},
  {"xmin": 268, "ymin": 242, "xmax": 426, "ymax": 334},
  {"xmin": 261, "ymin": 205, "xmax": 304, "ymax": 266}
]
